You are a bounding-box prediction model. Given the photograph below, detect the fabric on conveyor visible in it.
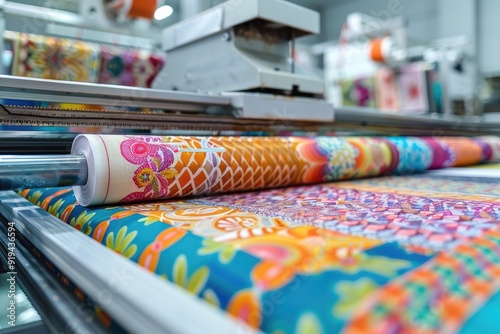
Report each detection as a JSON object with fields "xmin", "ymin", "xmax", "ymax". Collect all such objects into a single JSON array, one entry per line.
[
  {"xmin": 20, "ymin": 170, "xmax": 500, "ymax": 333},
  {"xmin": 72, "ymin": 134, "xmax": 500, "ymax": 206}
]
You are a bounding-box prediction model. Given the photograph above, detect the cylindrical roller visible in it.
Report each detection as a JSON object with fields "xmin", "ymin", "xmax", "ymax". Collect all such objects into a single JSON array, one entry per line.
[
  {"xmin": 0, "ymin": 155, "xmax": 88, "ymax": 190},
  {"xmin": 2, "ymin": 135, "xmax": 500, "ymax": 207}
]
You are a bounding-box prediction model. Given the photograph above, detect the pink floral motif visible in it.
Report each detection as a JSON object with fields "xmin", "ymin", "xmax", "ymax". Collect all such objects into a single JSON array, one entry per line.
[
  {"xmin": 121, "ymin": 139, "xmax": 158, "ymax": 164},
  {"xmin": 120, "ymin": 138, "xmax": 179, "ymax": 202}
]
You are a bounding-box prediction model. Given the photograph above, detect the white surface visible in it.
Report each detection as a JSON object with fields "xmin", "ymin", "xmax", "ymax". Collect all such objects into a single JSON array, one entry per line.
[
  {"xmin": 228, "ymin": 93, "xmax": 334, "ymax": 122},
  {"xmin": 173, "ymin": 7, "xmax": 223, "ymax": 47},
  {"xmin": 426, "ymin": 168, "xmax": 500, "ymax": 178},
  {"xmin": 479, "ymin": 0, "xmax": 500, "ymax": 75},
  {"xmin": 320, "ymin": 0, "xmax": 439, "ymax": 45},
  {"xmin": 163, "ymin": 0, "xmax": 319, "ymax": 50}
]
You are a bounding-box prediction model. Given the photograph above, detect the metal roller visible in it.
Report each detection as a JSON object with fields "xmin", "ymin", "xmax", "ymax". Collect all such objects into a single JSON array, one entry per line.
[{"xmin": 0, "ymin": 155, "xmax": 88, "ymax": 190}]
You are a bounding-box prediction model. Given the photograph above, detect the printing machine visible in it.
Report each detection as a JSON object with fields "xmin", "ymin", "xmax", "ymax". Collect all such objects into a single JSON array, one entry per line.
[{"xmin": 0, "ymin": 0, "xmax": 500, "ymax": 333}]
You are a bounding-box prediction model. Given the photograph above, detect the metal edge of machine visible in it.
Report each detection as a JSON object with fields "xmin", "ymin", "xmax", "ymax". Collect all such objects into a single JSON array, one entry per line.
[
  {"xmin": 0, "ymin": 219, "xmax": 103, "ymax": 334},
  {"xmin": 0, "ymin": 191, "xmax": 256, "ymax": 334},
  {"xmin": 2, "ymin": 75, "xmax": 500, "ymax": 135}
]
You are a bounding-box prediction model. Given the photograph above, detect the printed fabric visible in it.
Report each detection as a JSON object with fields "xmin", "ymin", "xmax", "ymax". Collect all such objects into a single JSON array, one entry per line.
[
  {"xmin": 341, "ymin": 77, "xmax": 377, "ymax": 108},
  {"xmin": 99, "ymin": 45, "xmax": 165, "ymax": 88},
  {"xmin": 398, "ymin": 62, "xmax": 429, "ymax": 113},
  {"xmin": 375, "ymin": 67, "xmax": 400, "ymax": 111},
  {"xmin": 12, "ymin": 33, "xmax": 101, "ymax": 82},
  {"xmin": 71, "ymin": 135, "xmax": 500, "ymax": 206},
  {"xmin": 20, "ymin": 172, "xmax": 500, "ymax": 333}
]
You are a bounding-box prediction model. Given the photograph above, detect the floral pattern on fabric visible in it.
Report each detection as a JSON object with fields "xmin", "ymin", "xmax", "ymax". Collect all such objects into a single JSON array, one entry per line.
[
  {"xmin": 21, "ymin": 186, "xmax": 432, "ymax": 333},
  {"xmin": 341, "ymin": 77, "xmax": 377, "ymax": 108},
  {"xmin": 120, "ymin": 137, "xmax": 180, "ymax": 202},
  {"xmin": 74, "ymin": 135, "xmax": 500, "ymax": 206},
  {"xmin": 317, "ymin": 137, "xmax": 357, "ymax": 180},
  {"xmin": 388, "ymin": 137, "xmax": 433, "ymax": 174},
  {"xmin": 99, "ymin": 46, "xmax": 165, "ymax": 88},
  {"xmin": 12, "ymin": 33, "xmax": 101, "ymax": 82},
  {"xmin": 17, "ymin": 135, "xmax": 500, "ymax": 333}
]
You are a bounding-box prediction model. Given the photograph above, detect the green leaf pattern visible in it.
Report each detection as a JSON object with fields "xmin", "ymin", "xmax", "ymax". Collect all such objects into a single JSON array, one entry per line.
[{"xmin": 106, "ymin": 226, "xmax": 138, "ymax": 259}]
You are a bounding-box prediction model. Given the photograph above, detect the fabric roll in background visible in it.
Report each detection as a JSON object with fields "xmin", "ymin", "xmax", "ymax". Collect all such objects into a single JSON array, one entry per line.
[
  {"xmin": 99, "ymin": 45, "xmax": 165, "ymax": 88},
  {"xmin": 72, "ymin": 134, "xmax": 500, "ymax": 207},
  {"xmin": 11, "ymin": 33, "xmax": 101, "ymax": 82}
]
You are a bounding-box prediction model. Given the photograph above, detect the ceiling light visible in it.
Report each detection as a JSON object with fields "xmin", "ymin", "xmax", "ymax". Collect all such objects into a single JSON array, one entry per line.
[{"xmin": 154, "ymin": 5, "xmax": 174, "ymax": 20}]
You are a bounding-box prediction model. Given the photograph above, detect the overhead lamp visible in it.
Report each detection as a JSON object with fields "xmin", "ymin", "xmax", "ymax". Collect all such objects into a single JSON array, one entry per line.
[{"xmin": 154, "ymin": 5, "xmax": 174, "ymax": 20}]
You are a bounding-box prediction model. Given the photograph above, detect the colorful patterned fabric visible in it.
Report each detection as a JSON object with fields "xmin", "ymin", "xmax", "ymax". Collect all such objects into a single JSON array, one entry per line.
[
  {"xmin": 398, "ymin": 62, "xmax": 429, "ymax": 113},
  {"xmin": 12, "ymin": 33, "xmax": 101, "ymax": 82},
  {"xmin": 71, "ymin": 135, "xmax": 500, "ymax": 206},
  {"xmin": 375, "ymin": 67, "xmax": 400, "ymax": 111},
  {"xmin": 99, "ymin": 45, "xmax": 165, "ymax": 88},
  {"xmin": 341, "ymin": 77, "xmax": 377, "ymax": 108},
  {"xmin": 20, "ymin": 172, "xmax": 500, "ymax": 333}
]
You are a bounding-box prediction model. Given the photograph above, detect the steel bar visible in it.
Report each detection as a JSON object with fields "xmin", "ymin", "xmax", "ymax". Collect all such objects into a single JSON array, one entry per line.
[{"xmin": 0, "ymin": 155, "xmax": 87, "ymax": 190}]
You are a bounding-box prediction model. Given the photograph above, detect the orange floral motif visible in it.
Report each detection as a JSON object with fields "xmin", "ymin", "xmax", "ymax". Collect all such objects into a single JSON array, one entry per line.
[
  {"xmin": 229, "ymin": 226, "xmax": 380, "ymax": 278},
  {"xmin": 60, "ymin": 204, "xmax": 76, "ymax": 222},
  {"xmin": 251, "ymin": 261, "xmax": 294, "ymax": 291},
  {"xmin": 139, "ymin": 228, "xmax": 187, "ymax": 271},
  {"xmin": 227, "ymin": 290, "xmax": 262, "ymax": 329}
]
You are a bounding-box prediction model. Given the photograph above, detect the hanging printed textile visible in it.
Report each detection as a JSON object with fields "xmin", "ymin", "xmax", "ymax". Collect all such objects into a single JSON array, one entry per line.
[
  {"xmin": 99, "ymin": 45, "xmax": 165, "ymax": 88},
  {"xmin": 70, "ymin": 135, "xmax": 499, "ymax": 206},
  {"xmin": 398, "ymin": 62, "xmax": 429, "ymax": 112},
  {"xmin": 12, "ymin": 33, "xmax": 101, "ymax": 82},
  {"xmin": 341, "ymin": 77, "xmax": 377, "ymax": 108},
  {"xmin": 375, "ymin": 67, "xmax": 400, "ymax": 111}
]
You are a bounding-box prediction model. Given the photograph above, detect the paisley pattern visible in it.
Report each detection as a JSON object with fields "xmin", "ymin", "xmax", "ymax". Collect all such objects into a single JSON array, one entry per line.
[
  {"xmin": 73, "ymin": 135, "xmax": 500, "ymax": 206},
  {"xmin": 19, "ymin": 170, "xmax": 500, "ymax": 333}
]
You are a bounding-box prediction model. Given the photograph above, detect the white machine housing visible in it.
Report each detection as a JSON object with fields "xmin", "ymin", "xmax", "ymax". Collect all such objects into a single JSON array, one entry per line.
[{"xmin": 153, "ymin": 0, "xmax": 324, "ymax": 96}]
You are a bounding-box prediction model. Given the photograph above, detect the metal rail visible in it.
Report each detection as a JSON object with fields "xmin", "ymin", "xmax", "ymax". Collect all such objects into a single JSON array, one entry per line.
[
  {"xmin": 334, "ymin": 107, "xmax": 500, "ymax": 136},
  {"xmin": 0, "ymin": 155, "xmax": 87, "ymax": 189},
  {"xmin": 0, "ymin": 131, "xmax": 76, "ymax": 155},
  {"xmin": 0, "ymin": 105, "xmax": 323, "ymax": 132},
  {"xmin": 0, "ymin": 75, "xmax": 232, "ymax": 112},
  {"xmin": 1, "ymin": 75, "xmax": 500, "ymax": 135},
  {"xmin": 0, "ymin": 219, "xmax": 105, "ymax": 334}
]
